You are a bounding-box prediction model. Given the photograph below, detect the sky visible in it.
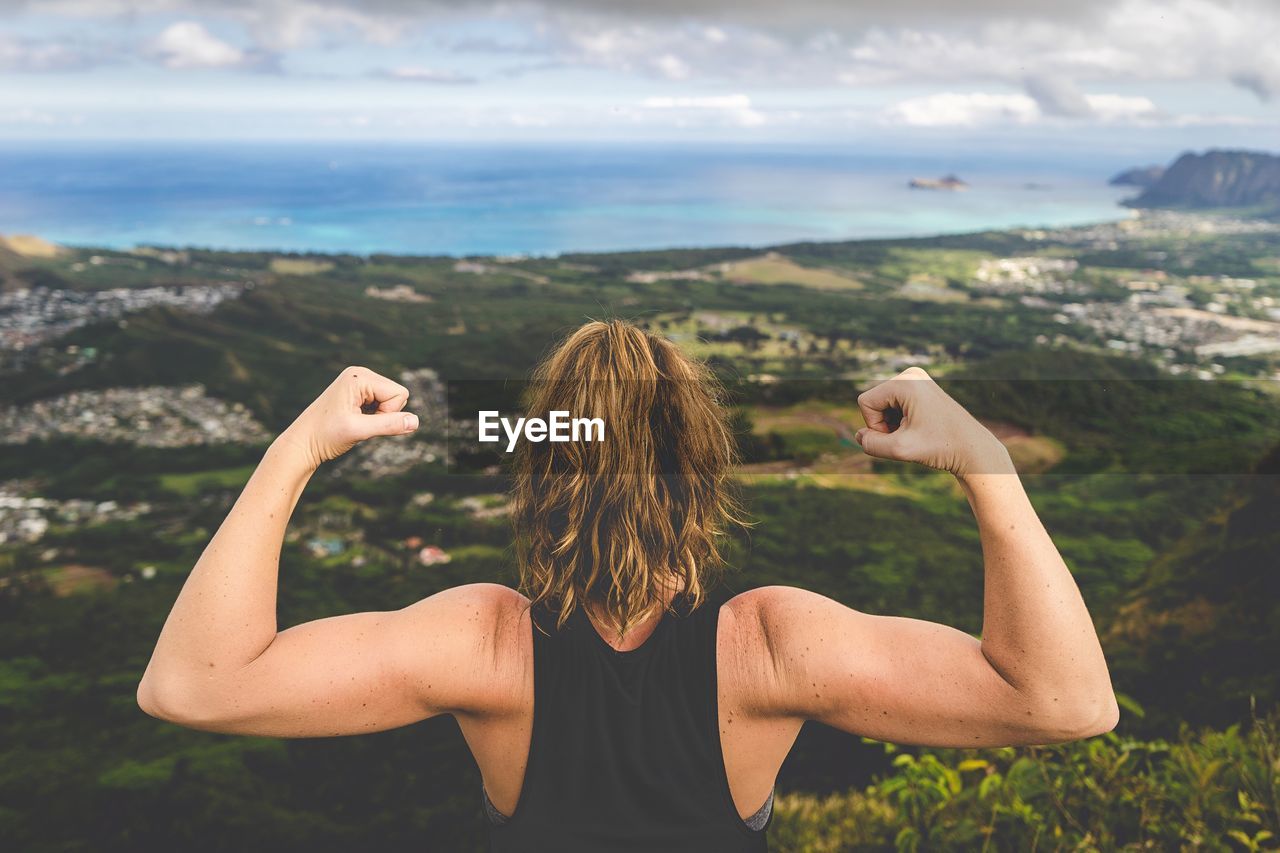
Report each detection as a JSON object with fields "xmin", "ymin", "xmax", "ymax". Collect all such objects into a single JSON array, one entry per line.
[{"xmin": 0, "ymin": 0, "xmax": 1277, "ymax": 152}]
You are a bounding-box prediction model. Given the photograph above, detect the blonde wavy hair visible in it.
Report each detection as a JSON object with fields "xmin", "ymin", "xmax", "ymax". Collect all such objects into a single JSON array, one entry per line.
[{"xmin": 510, "ymin": 319, "xmax": 743, "ymax": 638}]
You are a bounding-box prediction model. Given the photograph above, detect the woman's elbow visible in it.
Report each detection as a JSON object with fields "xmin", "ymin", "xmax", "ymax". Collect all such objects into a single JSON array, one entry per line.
[
  {"xmin": 1076, "ymin": 690, "xmax": 1121, "ymax": 738},
  {"xmin": 1036, "ymin": 689, "xmax": 1120, "ymax": 742},
  {"xmin": 136, "ymin": 670, "xmax": 221, "ymax": 728},
  {"xmin": 136, "ymin": 670, "xmax": 182, "ymax": 721}
]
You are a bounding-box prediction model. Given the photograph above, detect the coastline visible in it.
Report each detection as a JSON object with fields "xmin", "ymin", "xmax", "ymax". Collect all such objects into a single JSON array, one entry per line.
[
  {"xmin": 6, "ymin": 209, "xmax": 1143, "ymax": 263},
  {"xmin": 0, "ymin": 142, "xmax": 1138, "ymax": 258}
]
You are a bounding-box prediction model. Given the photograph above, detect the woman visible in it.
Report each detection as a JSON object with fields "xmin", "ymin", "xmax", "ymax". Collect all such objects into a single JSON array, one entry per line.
[{"xmin": 138, "ymin": 319, "xmax": 1118, "ymax": 851}]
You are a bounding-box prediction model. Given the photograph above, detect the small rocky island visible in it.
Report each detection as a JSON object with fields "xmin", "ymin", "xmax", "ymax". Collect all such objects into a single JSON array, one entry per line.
[{"xmin": 908, "ymin": 174, "xmax": 968, "ymax": 191}]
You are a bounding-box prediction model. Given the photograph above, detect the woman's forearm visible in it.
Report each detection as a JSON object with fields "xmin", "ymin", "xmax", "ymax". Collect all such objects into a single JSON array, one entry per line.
[
  {"xmin": 139, "ymin": 435, "xmax": 315, "ymax": 703},
  {"xmin": 959, "ymin": 456, "xmax": 1118, "ymax": 728}
]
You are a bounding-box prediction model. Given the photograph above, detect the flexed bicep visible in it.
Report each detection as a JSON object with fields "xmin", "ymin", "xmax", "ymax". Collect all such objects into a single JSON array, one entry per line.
[
  {"xmin": 139, "ymin": 583, "xmax": 526, "ymax": 738},
  {"xmin": 746, "ymin": 586, "xmax": 1101, "ymax": 748}
]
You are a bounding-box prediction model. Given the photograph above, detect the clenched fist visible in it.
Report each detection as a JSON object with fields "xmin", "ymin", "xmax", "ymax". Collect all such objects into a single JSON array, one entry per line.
[
  {"xmin": 854, "ymin": 367, "xmax": 1014, "ymax": 478},
  {"xmin": 273, "ymin": 366, "xmax": 419, "ymax": 473}
]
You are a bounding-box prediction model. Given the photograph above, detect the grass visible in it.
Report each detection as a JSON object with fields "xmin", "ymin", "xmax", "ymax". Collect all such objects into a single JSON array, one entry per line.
[
  {"xmin": 157, "ymin": 465, "xmax": 257, "ymax": 495},
  {"xmin": 871, "ymin": 247, "xmax": 990, "ymax": 288},
  {"xmin": 749, "ymin": 401, "xmax": 864, "ymax": 458},
  {"xmin": 714, "ymin": 253, "xmax": 865, "ymax": 290},
  {"xmin": 0, "ymin": 234, "xmax": 63, "ymax": 258},
  {"xmin": 1003, "ymin": 434, "xmax": 1066, "ymax": 473},
  {"xmin": 897, "ymin": 275, "xmax": 971, "ymax": 303},
  {"xmin": 648, "ymin": 311, "xmax": 843, "ymax": 367},
  {"xmin": 269, "ymin": 258, "xmax": 335, "ymax": 275},
  {"xmin": 39, "ymin": 565, "xmax": 117, "ymax": 596},
  {"xmin": 736, "ymin": 462, "xmax": 916, "ymax": 497},
  {"xmin": 750, "ymin": 401, "xmax": 864, "ymax": 433}
]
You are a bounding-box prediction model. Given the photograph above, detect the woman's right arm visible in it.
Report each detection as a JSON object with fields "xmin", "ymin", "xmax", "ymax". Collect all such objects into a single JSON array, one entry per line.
[{"xmin": 733, "ymin": 368, "xmax": 1118, "ymax": 747}]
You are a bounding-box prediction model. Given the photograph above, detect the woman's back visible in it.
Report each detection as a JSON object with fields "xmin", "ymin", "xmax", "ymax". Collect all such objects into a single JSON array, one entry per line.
[
  {"xmin": 480, "ymin": 586, "xmax": 774, "ymax": 851},
  {"xmin": 139, "ymin": 325, "xmax": 1118, "ymax": 852}
]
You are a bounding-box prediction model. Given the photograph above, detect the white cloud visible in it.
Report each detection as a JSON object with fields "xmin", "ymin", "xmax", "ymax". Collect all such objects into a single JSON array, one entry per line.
[
  {"xmin": 0, "ymin": 107, "xmax": 63, "ymax": 124},
  {"xmin": 881, "ymin": 90, "xmax": 1164, "ymax": 127},
  {"xmin": 238, "ymin": 1, "xmax": 408, "ymax": 51},
  {"xmin": 314, "ymin": 112, "xmax": 373, "ymax": 129},
  {"xmin": 1084, "ymin": 94, "xmax": 1160, "ymax": 123},
  {"xmin": 552, "ymin": 19, "xmax": 795, "ymax": 83},
  {"xmin": 642, "ymin": 94, "xmax": 751, "ymax": 108},
  {"xmin": 378, "ymin": 65, "xmax": 476, "ymax": 84},
  {"xmin": 1228, "ymin": 53, "xmax": 1280, "ymax": 101},
  {"xmin": 0, "ymin": 35, "xmax": 108, "ymax": 71},
  {"xmin": 147, "ymin": 21, "xmax": 247, "ymax": 69},
  {"xmin": 841, "ymin": 0, "xmax": 1280, "ymax": 102},
  {"xmin": 9, "ymin": 0, "xmax": 1280, "ymax": 106},
  {"xmin": 654, "ymin": 53, "xmax": 691, "ymax": 80},
  {"xmin": 642, "ymin": 93, "xmax": 766, "ymax": 126},
  {"xmin": 25, "ymin": 0, "xmax": 410, "ymax": 52},
  {"xmin": 3, "ymin": 0, "xmax": 1279, "ymax": 138},
  {"xmin": 1023, "ymin": 75, "xmax": 1093, "ymax": 118},
  {"xmin": 507, "ymin": 111, "xmax": 553, "ymax": 127},
  {"xmin": 882, "ymin": 93, "xmax": 1040, "ymax": 127}
]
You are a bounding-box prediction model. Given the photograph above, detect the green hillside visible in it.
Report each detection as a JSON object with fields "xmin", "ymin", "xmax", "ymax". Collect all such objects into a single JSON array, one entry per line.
[
  {"xmin": 2, "ymin": 219, "xmax": 1279, "ymax": 849},
  {"xmin": 1106, "ymin": 443, "xmax": 1280, "ymax": 733}
]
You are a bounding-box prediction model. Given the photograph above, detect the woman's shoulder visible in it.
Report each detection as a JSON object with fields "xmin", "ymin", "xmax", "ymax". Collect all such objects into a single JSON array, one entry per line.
[
  {"xmin": 434, "ymin": 582, "xmax": 530, "ymax": 615},
  {"xmin": 426, "ymin": 583, "xmax": 534, "ymax": 652},
  {"xmin": 717, "ymin": 585, "xmax": 842, "ymax": 658},
  {"xmin": 721, "ymin": 584, "xmax": 828, "ymax": 617}
]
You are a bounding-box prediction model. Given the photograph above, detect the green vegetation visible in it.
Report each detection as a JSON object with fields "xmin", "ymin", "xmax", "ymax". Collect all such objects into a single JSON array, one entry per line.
[
  {"xmin": 2, "ymin": 217, "xmax": 1279, "ymax": 849},
  {"xmin": 716, "ymin": 252, "xmax": 866, "ymax": 290},
  {"xmin": 157, "ymin": 465, "xmax": 258, "ymax": 496},
  {"xmin": 772, "ymin": 704, "xmax": 1280, "ymax": 852}
]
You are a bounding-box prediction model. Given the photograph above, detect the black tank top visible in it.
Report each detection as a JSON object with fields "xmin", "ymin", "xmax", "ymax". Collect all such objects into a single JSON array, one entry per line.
[{"xmin": 483, "ymin": 585, "xmax": 774, "ymax": 852}]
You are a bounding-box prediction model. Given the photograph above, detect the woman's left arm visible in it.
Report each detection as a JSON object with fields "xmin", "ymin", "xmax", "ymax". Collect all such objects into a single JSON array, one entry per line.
[{"xmin": 137, "ymin": 366, "xmax": 523, "ymax": 737}]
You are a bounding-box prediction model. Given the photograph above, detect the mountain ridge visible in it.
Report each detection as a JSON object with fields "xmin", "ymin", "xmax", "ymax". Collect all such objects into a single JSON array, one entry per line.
[{"xmin": 1126, "ymin": 148, "xmax": 1280, "ymax": 212}]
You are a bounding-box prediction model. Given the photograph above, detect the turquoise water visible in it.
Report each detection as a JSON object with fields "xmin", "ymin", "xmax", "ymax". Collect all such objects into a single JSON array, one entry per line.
[{"xmin": 0, "ymin": 141, "xmax": 1135, "ymax": 256}]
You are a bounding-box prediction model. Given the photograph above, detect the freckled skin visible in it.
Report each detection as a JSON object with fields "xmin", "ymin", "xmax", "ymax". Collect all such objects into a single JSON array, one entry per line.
[
  {"xmin": 137, "ymin": 363, "xmax": 1118, "ymax": 826},
  {"xmin": 709, "ymin": 370, "xmax": 1119, "ymax": 810}
]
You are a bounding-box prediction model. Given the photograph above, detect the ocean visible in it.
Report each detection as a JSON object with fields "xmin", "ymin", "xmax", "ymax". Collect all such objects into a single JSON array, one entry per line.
[{"xmin": 0, "ymin": 141, "xmax": 1136, "ymax": 257}]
